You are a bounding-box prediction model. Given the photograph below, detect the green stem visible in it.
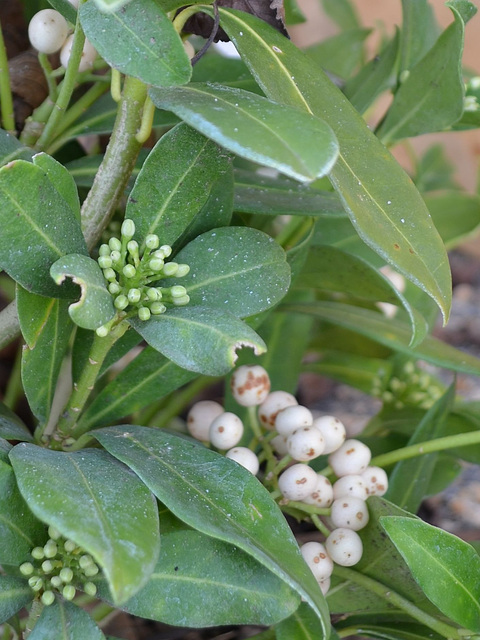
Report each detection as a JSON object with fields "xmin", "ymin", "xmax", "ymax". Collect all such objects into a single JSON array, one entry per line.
[
  {"xmin": 50, "ymin": 320, "xmax": 129, "ymax": 441},
  {"xmin": 311, "ymin": 513, "xmax": 331, "ymax": 537},
  {"xmin": 37, "ymin": 53, "xmax": 58, "ymax": 103},
  {"xmin": 0, "ymin": 300, "xmax": 20, "ymax": 351},
  {"xmin": 0, "ymin": 21, "xmax": 15, "ymax": 133},
  {"xmin": 333, "ymin": 566, "xmax": 464, "ymax": 639},
  {"xmin": 24, "ymin": 599, "xmax": 44, "ymax": 639},
  {"xmin": 81, "ymin": 75, "xmax": 148, "ymax": 250}
]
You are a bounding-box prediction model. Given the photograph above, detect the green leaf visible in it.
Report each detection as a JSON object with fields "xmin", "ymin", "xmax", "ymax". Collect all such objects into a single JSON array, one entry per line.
[
  {"xmin": 99, "ymin": 529, "xmax": 300, "ymax": 626},
  {"xmin": 17, "ymin": 288, "xmax": 73, "ymax": 424},
  {"xmin": 377, "ymin": 2, "xmax": 471, "ymax": 144},
  {"xmin": 50, "ymin": 254, "xmax": 115, "ymax": 330},
  {"xmin": 47, "ymin": 0, "xmax": 77, "ymax": 23},
  {"xmin": 335, "ymin": 613, "xmax": 444, "ymax": 640},
  {"xmin": 149, "ymin": 83, "xmax": 339, "ymax": 183},
  {"xmin": 33, "ymin": 153, "xmax": 80, "ymax": 221},
  {"xmin": 28, "ymin": 599, "xmax": 105, "ymax": 640},
  {"xmin": 0, "ymin": 401, "xmax": 32, "ymax": 442},
  {"xmin": 126, "ymin": 123, "xmax": 231, "ymax": 246},
  {"xmin": 169, "ymin": 227, "xmax": 290, "ymax": 317},
  {"xmin": 320, "ymin": 0, "xmax": 360, "ymax": 30},
  {"xmin": 399, "ymin": 0, "xmax": 439, "ymax": 73},
  {"xmin": 0, "ymin": 458, "xmax": 45, "ymax": 565},
  {"xmin": 424, "ymin": 191, "xmax": 480, "ymax": 249},
  {"xmin": 283, "ymin": 301, "xmax": 480, "ymax": 375},
  {"xmin": 385, "ymin": 385, "xmax": 454, "ymax": 512},
  {"xmin": 0, "ymin": 160, "xmax": 87, "ymax": 297},
  {"xmin": 9, "ymin": 445, "xmax": 160, "ymax": 605},
  {"xmin": 215, "ymin": 8, "xmax": 452, "ymax": 321},
  {"xmin": 0, "ymin": 576, "xmax": 32, "ymax": 624},
  {"xmin": 93, "ymin": 0, "xmax": 132, "ymax": 12},
  {"xmin": 0, "ymin": 129, "xmax": 33, "ymax": 166},
  {"xmin": 76, "ymin": 347, "xmax": 197, "ymax": 431},
  {"xmin": 381, "ymin": 516, "xmax": 480, "ymax": 631},
  {"xmin": 80, "ymin": 0, "xmax": 191, "ymax": 87},
  {"xmin": 306, "ymin": 29, "xmax": 371, "ymax": 80},
  {"xmin": 284, "ymin": 0, "xmax": 306, "ymax": 25},
  {"xmin": 415, "ymin": 144, "xmax": 460, "ymax": 192},
  {"xmin": 129, "ymin": 307, "xmax": 266, "ymax": 376},
  {"xmin": 276, "ymin": 602, "xmax": 323, "ymax": 640},
  {"xmin": 94, "ymin": 426, "xmax": 330, "ymax": 636}
]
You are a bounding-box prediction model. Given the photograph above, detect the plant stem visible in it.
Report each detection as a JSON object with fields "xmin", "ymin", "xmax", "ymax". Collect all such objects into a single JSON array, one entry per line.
[
  {"xmin": 311, "ymin": 513, "xmax": 331, "ymax": 537},
  {"xmin": 333, "ymin": 566, "xmax": 464, "ymax": 639},
  {"xmin": 81, "ymin": 75, "xmax": 148, "ymax": 249},
  {"xmin": 37, "ymin": 53, "xmax": 58, "ymax": 103},
  {"xmin": 0, "ymin": 301, "xmax": 20, "ymax": 351},
  {"xmin": 0, "ymin": 21, "xmax": 15, "ymax": 133}
]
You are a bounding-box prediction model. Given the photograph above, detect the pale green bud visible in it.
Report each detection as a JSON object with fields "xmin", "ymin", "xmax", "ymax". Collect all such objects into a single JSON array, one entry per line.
[
  {"xmin": 121, "ymin": 219, "xmax": 135, "ymax": 239},
  {"xmin": 84, "ymin": 564, "xmax": 99, "ymax": 577},
  {"xmin": 29, "ymin": 576, "xmax": 44, "ymax": 591},
  {"xmin": 44, "ymin": 541, "xmax": 57, "ymax": 558},
  {"xmin": 127, "ymin": 240, "xmax": 138, "ymax": 254},
  {"xmin": 79, "ymin": 555, "xmax": 94, "ymax": 570},
  {"xmin": 63, "ymin": 584, "xmax": 76, "ymax": 600},
  {"xmin": 110, "ymin": 250, "xmax": 121, "ymax": 264},
  {"xmin": 138, "ymin": 307, "xmax": 151, "ymax": 321},
  {"xmin": 146, "ymin": 287, "xmax": 162, "ymax": 301},
  {"xmin": 149, "ymin": 258, "xmax": 164, "ymax": 272},
  {"xmin": 176, "ymin": 264, "xmax": 190, "ymax": 277},
  {"xmin": 108, "ymin": 282, "xmax": 121, "ymax": 295},
  {"xmin": 20, "ymin": 562, "xmax": 34, "ymax": 576},
  {"xmin": 114, "ymin": 295, "xmax": 129, "ymax": 310},
  {"xmin": 145, "ymin": 234, "xmax": 159, "ymax": 250},
  {"xmin": 162, "ymin": 262, "xmax": 178, "ymax": 277},
  {"xmin": 122, "ymin": 264, "xmax": 136, "ymax": 279},
  {"xmin": 42, "ymin": 560, "xmax": 54, "ymax": 573},
  {"xmin": 96, "ymin": 325, "xmax": 109, "ymax": 338},
  {"xmin": 59, "ymin": 567, "xmax": 73, "ymax": 583},
  {"xmin": 41, "ymin": 590, "xmax": 55, "ymax": 606},
  {"xmin": 170, "ymin": 285, "xmax": 186, "ymax": 298},
  {"xmin": 150, "ymin": 302, "xmax": 166, "ymax": 315},
  {"xmin": 399, "ymin": 69, "xmax": 410, "ymax": 83},
  {"xmin": 152, "ymin": 249, "xmax": 166, "ymax": 260},
  {"xmin": 99, "ymin": 244, "xmax": 110, "ymax": 257},
  {"xmin": 103, "ymin": 268, "xmax": 116, "ymax": 282},
  {"xmin": 64, "ymin": 540, "xmax": 77, "ymax": 553},
  {"xmin": 48, "ymin": 526, "xmax": 61, "ymax": 540},
  {"xmin": 98, "ymin": 256, "xmax": 112, "ymax": 269},
  {"xmin": 127, "ymin": 288, "xmax": 141, "ymax": 304},
  {"xmin": 50, "ymin": 575, "xmax": 62, "ymax": 588},
  {"xmin": 84, "ymin": 582, "xmax": 97, "ymax": 597},
  {"xmin": 32, "ymin": 547, "xmax": 45, "ymax": 560},
  {"xmin": 109, "ymin": 237, "xmax": 122, "ymax": 252},
  {"xmin": 172, "ymin": 294, "xmax": 190, "ymax": 306},
  {"xmin": 160, "ymin": 245, "xmax": 172, "ymax": 257}
]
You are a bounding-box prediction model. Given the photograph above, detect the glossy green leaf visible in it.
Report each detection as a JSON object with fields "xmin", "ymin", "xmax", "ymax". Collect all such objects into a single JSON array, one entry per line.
[
  {"xmin": 424, "ymin": 192, "xmax": 480, "ymax": 248},
  {"xmin": 443, "ymin": 410, "xmax": 480, "ymax": 463},
  {"xmin": 46, "ymin": 0, "xmax": 77, "ymax": 23},
  {"xmin": 335, "ymin": 613, "xmax": 444, "ymax": 640},
  {"xmin": 9, "ymin": 445, "xmax": 160, "ymax": 605},
  {"xmin": 381, "ymin": 516, "xmax": 480, "ymax": 631},
  {"xmin": 234, "ymin": 169, "xmax": 342, "ymax": 216},
  {"xmin": 344, "ymin": 32, "xmax": 399, "ymax": 114},
  {"xmin": 33, "ymin": 153, "xmax": 80, "ymax": 221},
  {"xmin": 77, "ymin": 346, "xmax": 197, "ymax": 431},
  {"xmin": 377, "ymin": 2, "xmax": 472, "ymax": 144},
  {"xmin": 215, "ymin": 7, "xmax": 452, "ymax": 321},
  {"xmin": 306, "ymin": 29, "xmax": 371, "ymax": 80},
  {"xmin": 283, "ymin": 301, "xmax": 480, "ymax": 375},
  {"xmin": 320, "ymin": 0, "xmax": 360, "ymax": 29},
  {"xmin": 50, "ymin": 254, "xmax": 115, "ymax": 330},
  {"xmin": 0, "ymin": 401, "xmax": 32, "ymax": 442},
  {"xmin": 93, "ymin": 0, "xmax": 132, "ymax": 12},
  {"xmin": 129, "ymin": 307, "xmax": 266, "ymax": 376},
  {"xmin": 284, "ymin": 0, "xmax": 306, "ymax": 25},
  {"xmin": 80, "ymin": 0, "xmax": 191, "ymax": 87},
  {"xmin": 28, "ymin": 599, "xmax": 105, "ymax": 640},
  {"xmin": 385, "ymin": 385, "xmax": 454, "ymax": 512},
  {"xmin": 17, "ymin": 288, "xmax": 73, "ymax": 424},
  {"xmin": 127, "ymin": 123, "xmax": 231, "ymax": 246},
  {"xmin": 0, "ymin": 129, "xmax": 33, "ymax": 166},
  {"xmin": 0, "ymin": 576, "xmax": 32, "ymax": 624},
  {"xmin": 0, "ymin": 160, "xmax": 87, "ymax": 297},
  {"xmin": 149, "ymin": 83, "xmax": 339, "ymax": 183},
  {"xmin": 415, "ymin": 145, "xmax": 460, "ymax": 192},
  {"xmin": 94, "ymin": 426, "xmax": 330, "ymax": 636},
  {"xmin": 276, "ymin": 602, "xmax": 323, "ymax": 640},
  {"xmin": 169, "ymin": 227, "xmax": 290, "ymax": 317},
  {"xmin": 426, "ymin": 455, "xmax": 462, "ymax": 496},
  {"xmin": 192, "ymin": 53, "xmax": 260, "ymax": 93},
  {"xmin": 399, "ymin": 0, "xmax": 439, "ymax": 73},
  {"xmin": 99, "ymin": 529, "xmax": 300, "ymax": 626}
]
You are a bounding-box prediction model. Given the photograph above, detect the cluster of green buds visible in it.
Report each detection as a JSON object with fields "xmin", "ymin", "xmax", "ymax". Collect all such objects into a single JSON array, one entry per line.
[
  {"xmin": 96, "ymin": 219, "xmax": 191, "ymax": 336},
  {"xmin": 19, "ymin": 526, "xmax": 99, "ymax": 606},
  {"xmin": 464, "ymin": 76, "xmax": 480, "ymax": 112},
  {"xmin": 371, "ymin": 360, "xmax": 443, "ymax": 410}
]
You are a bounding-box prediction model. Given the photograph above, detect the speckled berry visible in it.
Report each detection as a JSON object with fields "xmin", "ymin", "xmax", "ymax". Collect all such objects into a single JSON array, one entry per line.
[
  {"xmin": 301, "ymin": 541, "xmax": 334, "ymax": 582},
  {"xmin": 226, "ymin": 447, "xmax": 260, "ymax": 475},
  {"xmin": 333, "ymin": 475, "xmax": 368, "ymax": 500},
  {"xmin": 328, "ymin": 439, "xmax": 371, "ymax": 477},
  {"xmin": 326, "ymin": 528, "xmax": 363, "ymax": 567},
  {"xmin": 209, "ymin": 412, "xmax": 244, "ymax": 450},
  {"xmin": 302, "ymin": 474, "xmax": 334, "ymax": 508},
  {"xmin": 313, "ymin": 415, "xmax": 346, "ymax": 454},
  {"xmin": 231, "ymin": 365, "xmax": 271, "ymax": 407},
  {"xmin": 361, "ymin": 466, "xmax": 389, "ymax": 496},
  {"xmin": 278, "ymin": 464, "xmax": 318, "ymax": 501},
  {"xmin": 187, "ymin": 400, "xmax": 224, "ymax": 441},
  {"xmin": 330, "ymin": 497, "xmax": 369, "ymax": 531},
  {"xmin": 258, "ymin": 391, "xmax": 298, "ymax": 430},
  {"xmin": 275, "ymin": 405, "xmax": 313, "ymax": 437},
  {"xmin": 286, "ymin": 426, "xmax": 325, "ymax": 461}
]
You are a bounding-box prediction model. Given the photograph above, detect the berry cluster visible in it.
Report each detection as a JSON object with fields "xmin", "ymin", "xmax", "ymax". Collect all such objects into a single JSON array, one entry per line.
[
  {"xmin": 19, "ymin": 526, "xmax": 98, "ymax": 606},
  {"xmin": 96, "ymin": 219, "xmax": 190, "ymax": 335},
  {"xmin": 371, "ymin": 360, "xmax": 443, "ymax": 409},
  {"xmin": 28, "ymin": 7, "xmax": 97, "ymax": 72}
]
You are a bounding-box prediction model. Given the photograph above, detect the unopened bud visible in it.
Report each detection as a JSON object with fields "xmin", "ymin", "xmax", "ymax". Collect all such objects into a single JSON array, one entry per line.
[
  {"xmin": 63, "ymin": 584, "xmax": 76, "ymax": 600},
  {"xmin": 110, "ymin": 250, "xmax": 121, "ymax": 264},
  {"xmin": 84, "ymin": 582, "xmax": 97, "ymax": 596},
  {"xmin": 84, "ymin": 564, "xmax": 99, "ymax": 577},
  {"xmin": 138, "ymin": 307, "xmax": 151, "ymax": 321},
  {"xmin": 160, "ymin": 245, "xmax": 172, "ymax": 257},
  {"xmin": 127, "ymin": 288, "xmax": 142, "ymax": 304},
  {"xmin": 20, "ymin": 562, "xmax": 34, "ymax": 576},
  {"xmin": 108, "ymin": 282, "xmax": 121, "ymax": 295},
  {"xmin": 103, "ymin": 268, "xmax": 116, "ymax": 282},
  {"xmin": 170, "ymin": 285, "xmax": 186, "ymax": 298},
  {"xmin": 99, "ymin": 244, "xmax": 110, "ymax": 257},
  {"xmin": 114, "ymin": 295, "xmax": 129, "ymax": 310},
  {"xmin": 121, "ymin": 218, "xmax": 135, "ymax": 239},
  {"xmin": 122, "ymin": 264, "xmax": 136, "ymax": 279},
  {"xmin": 41, "ymin": 590, "xmax": 55, "ymax": 606},
  {"xmin": 176, "ymin": 264, "xmax": 190, "ymax": 277},
  {"xmin": 79, "ymin": 555, "xmax": 94, "ymax": 570},
  {"xmin": 146, "ymin": 287, "xmax": 162, "ymax": 301},
  {"xmin": 48, "ymin": 526, "xmax": 61, "ymax": 540},
  {"xmin": 44, "ymin": 541, "xmax": 57, "ymax": 558},
  {"xmin": 109, "ymin": 237, "xmax": 122, "ymax": 252},
  {"xmin": 59, "ymin": 567, "xmax": 73, "ymax": 583},
  {"xmin": 31, "ymin": 547, "xmax": 45, "ymax": 560},
  {"xmin": 172, "ymin": 294, "xmax": 190, "ymax": 306},
  {"xmin": 96, "ymin": 325, "xmax": 109, "ymax": 338},
  {"xmin": 149, "ymin": 258, "xmax": 164, "ymax": 272},
  {"xmin": 64, "ymin": 540, "xmax": 77, "ymax": 553},
  {"xmin": 42, "ymin": 560, "xmax": 54, "ymax": 573},
  {"xmin": 50, "ymin": 575, "xmax": 62, "ymax": 588},
  {"xmin": 163, "ymin": 262, "xmax": 178, "ymax": 277},
  {"xmin": 150, "ymin": 301, "xmax": 166, "ymax": 315},
  {"xmin": 98, "ymin": 256, "xmax": 112, "ymax": 269},
  {"xmin": 145, "ymin": 234, "xmax": 159, "ymax": 250}
]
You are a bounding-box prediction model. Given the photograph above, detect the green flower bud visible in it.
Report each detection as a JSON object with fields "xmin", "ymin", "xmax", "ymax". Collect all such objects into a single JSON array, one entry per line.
[
  {"xmin": 110, "ymin": 250, "xmax": 121, "ymax": 264},
  {"xmin": 149, "ymin": 258, "xmax": 164, "ymax": 272},
  {"xmin": 50, "ymin": 575, "xmax": 62, "ymax": 588},
  {"xmin": 62, "ymin": 585, "xmax": 76, "ymax": 601},
  {"xmin": 150, "ymin": 302, "xmax": 166, "ymax": 315},
  {"xmin": 98, "ymin": 256, "xmax": 112, "ymax": 269},
  {"xmin": 20, "ymin": 562, "xmax": 34, "ymax": 576},
  {"xmin": 127, "ymin": 240, "xmax": 138, "ymax": 254},
  {"xmin": 63, "ymin": 437, "xmax": 76, "ymax": 448},
  {"xmin": 176, "ymin": 264, "xmax": 190, "ymax": 277},
  {"xmin": 79, "ymin": 555, "xmax": 94, "ymax": 570},
  {"xmin": 108, "ymin": 282, "xmax": 121, "ymax": 295},
  {"xmin": 42, "ymin": 560, "xmax": 54, "ymax": 573},
  {"xmin": 32, "ymin": 547, "xmax": 45, "ymax": 560},
  {"xmin": 162, "ymin": 262, "xmax": 178, "ymax": 277},
  {"xmin": 127, "ymin": 288, "xmax": 141, "ymax": 304},
  {"xmin": 83, "ymin": 582, "xmax": 97, "ymax": 597},
  {"xmin": 59, "ymin": 567, "xmax": 74, "ymax": 583},
  {"xmin": 99, "ymin": 244, "xmax": 110, "ymax": 257},
  {"xmin": 172, "ymin": 294, "xmax": 190, "ymax": 306},
  {"xmin": 114, "ymin": 295, "xmax": 129, "ymax": 310},
  {"xmin": 122, "ymin": 264, "xmax": 136, "ymax": 279},
  {"xmin": 145, "ymin": 234, "xmax": 159, "ymax": 250},
  {"xmin": 96, "ymin": 325, "xmax": 110, "ymax": 338},
  {"xmin": 29, "ymin": 576, "xmax": 44, "ymax": 591},
  {"xmin": 109, "ymin": 237, "xmax": 122, "ymax": 252},
  {"xmin": 48, "ymin": 526, "xmax": 61, "ymax": 540},
  {"xmin": 84, "ymin": 564, "xmax": 99, "ymax": 577},
  {"xmin": 103, "ymin": 268, "xmax": 117, "ymax": 282},
  {"xmin": 64, "ymin": 540, "xmax": 77, "ymax": 553},
  {"xmin": 121, "ymin": 219, "xmax": 135, "ymax": 239},
  {"xmin": 170, "ymin": 285, "xmax": 186, "ymax": 298},
  {"xmin": 41, "ymin": 590, "xmax": 55, "ymax": 606},
  {"xmin": 138, "ymin": 307, "xmax": 151, "ymax": 321},
  {"xmin": 152, "ymin": 249, "xmax": 166, "ymax": 260},
  {"xmin": 146, "ymin": 287, "xmax": 162, "ymax": 301},
  {"xmin": 44, "ymin": 541, "xmax": 57, "ymax": 558},
  {"xmin": 160, "ymin": 245, "xmax": 172, "ymax": 257}
]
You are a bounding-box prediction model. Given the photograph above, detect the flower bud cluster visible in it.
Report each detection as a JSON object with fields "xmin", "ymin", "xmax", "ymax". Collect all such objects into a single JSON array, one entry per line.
[
  {"xmin": 19, "ymin": 526, "xmax": 99, "ymax": 605},
  {"xmin": 96, "ymin": 219, "xmax": 191, "ymax": 335},
  {"xmin": 371, "ymin": 359, "xmax": 443, "ymax": 410}
]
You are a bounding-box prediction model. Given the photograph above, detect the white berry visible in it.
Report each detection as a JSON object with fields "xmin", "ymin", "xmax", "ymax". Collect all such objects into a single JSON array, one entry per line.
[
  {"xmin": 313, "ymin": 415, "xmax": 346, "ymax": 454},
  {"xmin": 333, "ymin": 475, "xmax": 368, "ymax": 500},
  {"xmin": 319, "ymin": 577, "xmax": 330, "ymax": 595},
  {"xmin": 258, "ymin": 391, "xmax": 297, "ymax": 430},
  {"xmin": 278, "ymin": 464, "xmax": 317, "ymax": 501},
  {"xmin": 226, "ymin": 447, "xmax": 259, "ymax": 475},
  {"xmin": 60, "ymin": 35, "xmax": 97, "ymax": 72},
  {"xmin": 28, "ymin": 9, "xmax": 69, "ymax": 54},
  {"xmin": 271, "ymin": 434, "xmax": 289, "ymax": 456},
  {"xmin": 326, "ymin": 528, "xmax": 363, "ymax": 566},
  {"xmin": 209, "ymin": 412, "xmax": 244, "ymax": 450},
  {"xmin": 328, "ymin": 439, "xmax": 371, "ymax": 477},
  {"xmin": 330, "ymin": 497, "xmax": 369, "ymax": 531},
  {"xmin": 302, "ymin": 474, "xmax": 333, "ymax": 508},
  {"xmin": 275, "ymin": 405, "xmax": 313, "ymax": 437},
  {"xmin": 187, "ymin": 400, "xmax": 224, "ymax": 441},
  {"xmin": 301, "ymin": 541, "xmax": 334, "ymax": 582},
  {"xmin": 231, "ymin": 365, "xmax": 271, "ymax": 407},
  {"xmin": 287, "ymin": 427, "xmax": 325, "ymax": 462},
  {"xmin": 361, "ymin": 466, "xmax": 389, "ymax": 496}
]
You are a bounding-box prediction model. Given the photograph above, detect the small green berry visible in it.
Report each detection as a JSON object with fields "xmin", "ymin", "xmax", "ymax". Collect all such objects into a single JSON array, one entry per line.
[
  {"xmin": 62, "ymin": 584, "xmax": 76, "ymax": 600},
  {"xmin": 50, "ymin": 575, "xmax": 62, "ymax": 588},
  {"xmin": 162, "ymin": 262, "xmax": 178, "ymax": 277},
  {"xmin": 20, "ymin": 562, "xmax": 34, "ymax": 576},
  {"xmin": 31, "ymin": 547, "xmax": 45, "ymax": 560},
  {"xmin": 121, "ymin": 218, "xmax": 135, "ymax": 239},
  {"xmin": 127, "ymin": 288, "xmax": 141, "ymax": 304},
  {"xmin": 176, "ymin": 264, "xmax": 190, "ymax": 277},
  {"xmin": 138, "ymin": 307, "xmax": 151, "ymax": 321},
  {"xmin": 96, "ymin": 325, "xmax": 110, "ymax": 338},
  {"xmin": 99, "ymin": 244, "xmax": 110, "ymax": 257},
  {"xmin": 41, "ymin": 590, "xmax": 55, "ymax": 606},
  {"xmin": 48, "ymin": 526, "xmax": 61, "ymax": 540},
  {"xmin": 109, "ymin": 237, "xmax": 122, "ymax": 252},
  {"xmin": 98, "ymin": 256, "xmax": 112, "ymax": 269},
  {"xmin": 145, "ymin": 234, "xmax": 159, "ymax": 249},
  {"xmin": 114, "ymin": 295, "xmax": 129, "ymax": 310},
  {"xmin": 59, "ymin": 567, "xmax": 73, "ymax": 583},
  {"xmin": 122, "ymin": 264, "xmax": 136, "ymax": 279},
  {"xmin": 83, "ymin": 582, "xmax": 97, "ymax": 597},
  {"xmin": 64, "ymin": 540, "xmax": 77, "ymax": 553},
  {"xmin": 42, "ymin": 560, "xmax": 54, "ymax": 573},
  {"xmin": 149, "ymin": 258, "xmax": 164, "ymax": 272},
  {"xmin": 108, "ymin": 282, "xmax": 121, "ymax": 295},
  {"xmin": 103, "ymin": 268, "xmax": 117, "ymax": 282},
  {"xmin": 150, "ymin": 301, "xmax": 166, "ymax": 315}
]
